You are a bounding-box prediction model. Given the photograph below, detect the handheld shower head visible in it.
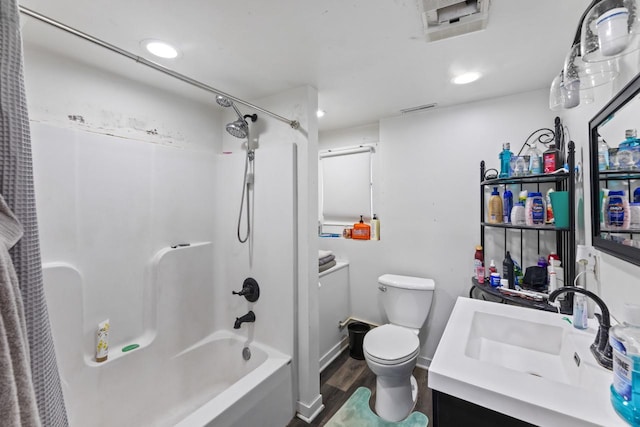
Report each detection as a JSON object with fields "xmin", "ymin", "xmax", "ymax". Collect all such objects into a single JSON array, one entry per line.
[
  {"xmin": 216, "ymin": 94, "xmax": 257, "ymax": 139},
  {"xmin": 226, "ymin": 119, "xmax": 249, "ymax": 139}
]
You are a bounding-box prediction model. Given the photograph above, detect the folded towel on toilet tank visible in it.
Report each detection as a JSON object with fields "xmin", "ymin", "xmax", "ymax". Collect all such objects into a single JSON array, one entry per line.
[
  {"xmin": 319, "ymin": 260, "xmax": 337, "ymax": 273},
  {"xmin": 319, "ymin": 254, "xmax": 336, "ymax": 266},
  {"xmin": 319, "ymin": 249, "xmax": 333, "ymax": 259}
]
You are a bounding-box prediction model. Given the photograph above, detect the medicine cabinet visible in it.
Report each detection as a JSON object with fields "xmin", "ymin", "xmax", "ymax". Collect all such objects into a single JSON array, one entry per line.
[{"xmin": 589, "ymin": 71, "xmax": 640, "ymax": 267}]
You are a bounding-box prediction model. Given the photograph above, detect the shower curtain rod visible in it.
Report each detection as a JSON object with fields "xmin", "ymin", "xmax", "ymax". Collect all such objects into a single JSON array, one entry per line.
[{"xmin": 18, "ymin": 6, "xmax": 301, "ymax": 130}]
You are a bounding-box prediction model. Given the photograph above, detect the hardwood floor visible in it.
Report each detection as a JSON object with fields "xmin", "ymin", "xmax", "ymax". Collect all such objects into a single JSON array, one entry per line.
[{"xmin": 287, "ymin": 350, "xmax": 433, "ymax": 426}]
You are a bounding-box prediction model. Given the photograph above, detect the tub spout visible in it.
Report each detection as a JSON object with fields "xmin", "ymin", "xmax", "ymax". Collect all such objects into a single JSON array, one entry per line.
[
  {"xmin": 548, "ymin": 286, "xmax": 612, "ymax": 370},
  {"xmin": 234, "ymin": 311, "xmax": 256, "ymax": 329}
]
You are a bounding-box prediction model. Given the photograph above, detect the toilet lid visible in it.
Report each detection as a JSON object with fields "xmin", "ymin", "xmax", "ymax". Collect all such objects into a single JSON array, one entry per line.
[{"xmin": 363, "ymin": 324, "xmax": 419, "ymax": 365}]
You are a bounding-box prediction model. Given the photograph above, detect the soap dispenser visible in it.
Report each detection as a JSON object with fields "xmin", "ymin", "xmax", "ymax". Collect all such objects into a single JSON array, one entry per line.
[{"xmin": 352, "ymin": 215, "xmax": 371, "ymax": 240}]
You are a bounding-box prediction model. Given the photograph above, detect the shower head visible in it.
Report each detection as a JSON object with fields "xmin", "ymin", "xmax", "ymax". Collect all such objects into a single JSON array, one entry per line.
[{"xmin": 226, "ymin": 118, "xmax": 249, "ymax": 139}]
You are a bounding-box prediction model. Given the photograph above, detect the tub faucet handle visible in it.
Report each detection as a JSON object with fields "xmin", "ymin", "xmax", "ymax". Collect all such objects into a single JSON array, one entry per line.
[{"xmin": 232, "ymin": 278, "xmax": 260, "ymax": 302}]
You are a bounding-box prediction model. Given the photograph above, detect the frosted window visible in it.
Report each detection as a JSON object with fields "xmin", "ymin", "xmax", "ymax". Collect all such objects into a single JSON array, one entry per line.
[{"xmin": 320, "ymin": 149, "xmax": 372, "ymax": 224}]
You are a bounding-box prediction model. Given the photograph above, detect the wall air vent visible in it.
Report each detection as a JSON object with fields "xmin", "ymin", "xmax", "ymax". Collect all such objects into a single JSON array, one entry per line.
[{"xmin": 418, "ymin": 0, "xmax": 490, "ymax": 42}]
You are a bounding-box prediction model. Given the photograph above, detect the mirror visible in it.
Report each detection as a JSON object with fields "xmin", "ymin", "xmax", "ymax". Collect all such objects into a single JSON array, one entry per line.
[{"xmin": 590, "ymin": 72, "xmax": 640, "ymax": 266}]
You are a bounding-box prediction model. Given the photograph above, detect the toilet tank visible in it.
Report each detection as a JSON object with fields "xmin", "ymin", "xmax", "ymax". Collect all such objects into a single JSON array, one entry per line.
[{"xmin": 378, "ymin": 274, "xmax": 435, "ymax": 329}]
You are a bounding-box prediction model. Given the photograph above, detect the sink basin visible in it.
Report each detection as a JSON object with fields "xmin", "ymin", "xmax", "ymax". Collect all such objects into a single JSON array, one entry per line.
[{"xmin": 429, "ymin": 297, "xmax": 625, "ymax": 427}]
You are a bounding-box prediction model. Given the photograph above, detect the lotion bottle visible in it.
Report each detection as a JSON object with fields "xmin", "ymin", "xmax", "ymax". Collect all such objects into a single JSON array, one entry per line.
[
  {"xmin": 370, "ymin": 214, "xmax": 380, "ymax": 241},
  {"xmin": 488, "ymin": 187, "xmax": 503, "ymax": 224}
]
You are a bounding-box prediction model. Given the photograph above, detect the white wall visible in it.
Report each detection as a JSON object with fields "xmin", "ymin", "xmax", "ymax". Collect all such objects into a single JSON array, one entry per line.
[
  {"xmin": 25, "ymin": 44, "xmax": 220, "ymax": 356},
  {"xmin": 319, "ymin": 89, "xmax": 555, "ymax": 364}
]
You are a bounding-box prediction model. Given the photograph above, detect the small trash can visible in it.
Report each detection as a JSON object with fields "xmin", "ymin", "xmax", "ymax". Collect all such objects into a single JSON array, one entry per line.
[{"xmin": 347, "ymin": 322, "xmax": 370, "ymax": 360}]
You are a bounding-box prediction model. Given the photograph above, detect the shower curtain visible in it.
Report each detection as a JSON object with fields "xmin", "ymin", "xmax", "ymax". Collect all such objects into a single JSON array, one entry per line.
[{"xmin": 0, "ymin": 1, "xmax": 69, "ymax": 425}]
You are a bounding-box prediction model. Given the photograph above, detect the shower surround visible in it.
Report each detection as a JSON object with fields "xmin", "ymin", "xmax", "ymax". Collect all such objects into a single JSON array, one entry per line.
[{"xmin": 31, "ymin": 122, "xmax": 297, "ymax": 426}]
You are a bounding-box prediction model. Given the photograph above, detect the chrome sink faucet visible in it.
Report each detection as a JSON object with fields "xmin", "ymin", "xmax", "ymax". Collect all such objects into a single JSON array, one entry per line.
[{"xmin": 548, "ymin": 286, "xmax": 613, "ymax": 370}]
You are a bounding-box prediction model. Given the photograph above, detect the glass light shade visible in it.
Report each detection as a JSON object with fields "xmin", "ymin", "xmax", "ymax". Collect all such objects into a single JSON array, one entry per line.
[
  {"xmin": 549, "ymin": 72, "xmax": 565, "ymax": 111},
  {"xmin": 564, "ymin": 43, "xmax": 619, "ymax": 91},
  {"xmin": 581, "ymin": 0, "xmax": 640, "ymax": 63}
]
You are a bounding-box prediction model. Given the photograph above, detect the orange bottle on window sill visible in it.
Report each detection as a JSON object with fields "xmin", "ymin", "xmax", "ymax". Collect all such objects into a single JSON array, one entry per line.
[{"xmin": 352, "ymin": 215, "xmax": 371, "ymax": 240}]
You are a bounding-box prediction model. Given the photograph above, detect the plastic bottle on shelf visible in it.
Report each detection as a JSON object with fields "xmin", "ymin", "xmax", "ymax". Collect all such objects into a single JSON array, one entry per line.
[
  {"xmin": 488, "ymin": 187, "xmax": 503, "ymax": 223},
  {"xmin": 598, "ymin": 137, "xmax": 610, "ymax": 171},
  {"xmin": 605, "ymin": 190, "xmax": 631, "ymax": 229},
  {"xmin": 525, "ymin": 192, "xmax": 546, "ymax": 226},
  {"xmin": 499, "ymin": 143, "xmax": 513, "ymax": 178},
  {"xmin": 489, "ymin": 259, "xmax": 497, "ymax": 274},
  {"xmin": 503, "ymin": 187, "xmax": 513, "ymax": 223},
  {"xmin": 352, "ymin": 215, "xmax": 371, "ymax": 240},
  {"xmin": 502, "ymin": 251, "xmax": 515, "ymax": 289},
  {"xmin": 546, "ymin": 188, "xmax": 555, "ymax": 224},
  {"xmin": 370, "ymin": 214, "xmax": 380, "ymax": 241},
  {"xmin": 610, "ymin": 304, "xmax": 640, "ymax": 426},
  {"xmin": 510, "ymin": 202, "xmax": 526, "ymax": 225},
  {"xmin": 618, "ymin": 129, "xmax": 640, "ymax": 170},
  {"xmin": 548, "ymin": 264, "xmax": 557, "ymax": 293},
  {"xmin": 526, "ymin": 142, "xmax": 543, "ymax": 175},
  {"xmin": 634, "ymin": 187, "xmax": 640, "ymax": 203},
  {"xmin": 543, "ymin": 143, "xmax": 560, "ymax": 173},
  {"xmin": 473, "ymin": 245, "xmax": 484, "ymax": 277}
]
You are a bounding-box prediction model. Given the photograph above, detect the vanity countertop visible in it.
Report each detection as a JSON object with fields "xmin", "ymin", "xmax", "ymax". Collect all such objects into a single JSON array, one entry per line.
[{"xmin": 429, "ymin": 297, "xmax": 627, "ymax": 427}]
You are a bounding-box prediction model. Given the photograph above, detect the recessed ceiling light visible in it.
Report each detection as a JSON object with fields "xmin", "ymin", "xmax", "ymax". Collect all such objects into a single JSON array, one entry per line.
[
  {"xmin": 452, "ymin": 72, "xmax": 481, "ymax": 85},
  {"xmin": 317, "ymin": 110, "xmax": 326, "ymax": 118},
  {"xmin": 142, "ymin": 40, "xmax": 179, "ymax": 59}
]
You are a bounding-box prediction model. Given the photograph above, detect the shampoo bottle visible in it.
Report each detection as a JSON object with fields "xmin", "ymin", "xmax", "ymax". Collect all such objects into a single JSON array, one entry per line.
[
  {"xmin": 370, "ymin": 214, "xmax": 380, "ymax": 240},
  {"xmin": 503, "ymin": 187, "xmax": 513, "ymax": 224},
  {"xmin": 488, "ymin": 187, "xmax": 503, "ymax": 223},
  {"xmin": 610, "ymin": 304, "xmax": 640, "ymax": 426}
]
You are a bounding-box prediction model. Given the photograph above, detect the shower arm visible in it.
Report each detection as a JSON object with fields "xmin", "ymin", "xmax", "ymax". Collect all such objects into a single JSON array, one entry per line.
[{"xmin": 18, "ymin": 6, "xmax": 301, "ymax": 131}]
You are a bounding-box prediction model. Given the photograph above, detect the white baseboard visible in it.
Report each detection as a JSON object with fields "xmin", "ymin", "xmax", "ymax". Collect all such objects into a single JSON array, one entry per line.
[
  {"xmin": 416, "ymin": 355, "xmax": 432, "ymax": 370},
  {"xmin": 296, "ymin": 394, "xmax": 324, "ymax": 423},
  {"xmin": 319, "ymin": 337, "xmax": 349, "ymax": 372}
]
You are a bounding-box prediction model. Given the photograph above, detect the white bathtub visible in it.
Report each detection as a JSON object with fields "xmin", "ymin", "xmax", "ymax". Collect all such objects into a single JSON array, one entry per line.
[
  {"xmin": 43, "ymin": 255, "xmax": 294, "ymax": 427},
  {"xmin": 172, "ymin": 331, "xmax": 293, "ymax": 427},
  {"xmin": 57, "ymin": 328, "xmax": 292, "ymax": 427}
]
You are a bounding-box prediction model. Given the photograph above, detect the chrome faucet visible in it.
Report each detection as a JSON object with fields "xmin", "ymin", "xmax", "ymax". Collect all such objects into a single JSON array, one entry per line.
[
  {"xmin": 548, "ymin": 286, "xmax": 612, "ymax": 370},
  {"xmin": 234, "ymin": 311, "xmax": 256, "ymax": 329}
]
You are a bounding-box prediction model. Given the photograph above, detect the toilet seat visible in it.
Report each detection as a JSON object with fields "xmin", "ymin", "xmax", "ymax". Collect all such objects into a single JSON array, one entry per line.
[{"xmin": 363, "ymin": 324, "xmax": 420, "ymax": 365}]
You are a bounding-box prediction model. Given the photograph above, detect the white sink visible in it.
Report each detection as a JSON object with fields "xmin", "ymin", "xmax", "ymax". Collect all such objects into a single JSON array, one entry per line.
[{"xmin": 429, "ymin": 297, "xmax": 626, "ymax": 427}]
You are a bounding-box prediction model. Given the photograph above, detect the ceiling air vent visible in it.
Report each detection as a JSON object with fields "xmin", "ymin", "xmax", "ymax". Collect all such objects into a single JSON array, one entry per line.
[{"xmin": 419, "ymin": 0, "xmax": 490, "ymax": 42}]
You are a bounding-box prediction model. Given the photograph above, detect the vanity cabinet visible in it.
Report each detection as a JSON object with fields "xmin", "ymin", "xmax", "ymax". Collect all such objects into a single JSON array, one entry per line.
[
  {"xmin": 432, "ymin": 391, "xmax": 534, "ymax": 427},
  {"xmin": 472, "ymin": 142, "xmax": 576, "ymax": 312}
]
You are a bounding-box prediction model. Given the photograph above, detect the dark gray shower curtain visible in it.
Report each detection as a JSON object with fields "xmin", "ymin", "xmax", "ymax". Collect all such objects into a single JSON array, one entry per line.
[{"xmin": 0, "ymin": 0, "xmax": 69, "ymax": 425}]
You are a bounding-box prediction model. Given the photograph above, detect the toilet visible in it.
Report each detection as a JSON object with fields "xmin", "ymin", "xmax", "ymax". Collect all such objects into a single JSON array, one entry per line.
[{"xmin": 363, "ymin": 274, "xmax": 435, "ymax": 422}]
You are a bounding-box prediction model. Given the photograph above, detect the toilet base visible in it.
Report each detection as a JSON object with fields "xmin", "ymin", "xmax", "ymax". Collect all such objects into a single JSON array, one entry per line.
[{"xmin": 374, "ymin": 374, "xmax": 418, "ymax": 422}]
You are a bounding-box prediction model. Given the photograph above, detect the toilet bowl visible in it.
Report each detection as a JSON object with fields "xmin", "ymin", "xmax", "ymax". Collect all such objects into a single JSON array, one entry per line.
[
  {"xmin": 362, "ymin": 274, "xmax": 435, "ymax": 422},
  {"xmin": 363, "ymin": 324, "xmax": 420, "ymax": 421}
]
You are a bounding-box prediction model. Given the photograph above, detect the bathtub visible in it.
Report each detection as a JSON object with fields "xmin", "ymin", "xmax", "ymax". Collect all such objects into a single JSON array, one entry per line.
[
  {"xmin": 172, "ymin": 331, "xmax": 293, "ymax": 427},
  {"xmin": 43, "ymin": 255, "xmax": 294, "ymax": 427},
  {"xmin": 57, "ymin": 327, "xmax": 293, "ymax": 427}
]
